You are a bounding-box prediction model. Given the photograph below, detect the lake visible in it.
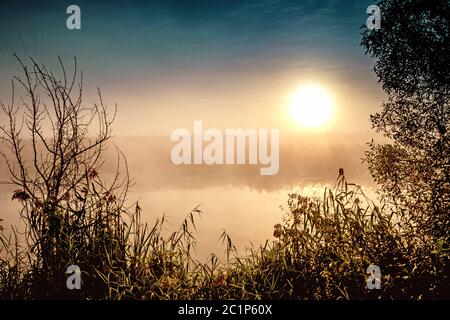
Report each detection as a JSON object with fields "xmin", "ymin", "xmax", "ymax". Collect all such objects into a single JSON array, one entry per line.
[{"xmin": 0, "ymin": 135, "xmax": 377, "ymax": 261}]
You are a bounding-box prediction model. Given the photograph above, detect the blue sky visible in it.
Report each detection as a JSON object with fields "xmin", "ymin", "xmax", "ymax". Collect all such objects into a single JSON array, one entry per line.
[
  {"xmin": 0, "ymin": 0, "xmax": 373, "ymax": 67},
  {"xmin": 0, "ymin": 0, "xmax": 383, "ymax": 135}
]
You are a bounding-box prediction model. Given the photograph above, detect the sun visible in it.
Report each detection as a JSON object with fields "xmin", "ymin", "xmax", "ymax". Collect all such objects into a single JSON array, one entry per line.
[{"xmin": 288, "ymin": 84, "xmax": 334, "ymax": 129}]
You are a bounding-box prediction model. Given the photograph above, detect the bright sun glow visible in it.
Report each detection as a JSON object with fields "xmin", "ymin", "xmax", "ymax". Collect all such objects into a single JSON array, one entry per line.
[{"xmin": 288, "ymin": 84, "xmax": 334, "ymax": 129}]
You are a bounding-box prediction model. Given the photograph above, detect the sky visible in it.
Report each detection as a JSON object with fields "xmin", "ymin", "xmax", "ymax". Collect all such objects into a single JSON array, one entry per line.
[
  {"xmin": 0, "ymin": 0, "xmax": 386, "ymax": 258},
  {"xmin": 0, "ymin": 0, "xmax": 384, "ymax": 137}
]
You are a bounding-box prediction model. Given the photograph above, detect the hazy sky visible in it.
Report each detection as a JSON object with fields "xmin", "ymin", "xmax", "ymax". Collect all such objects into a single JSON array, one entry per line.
[
  {"xmin": 0, "ymin": 0, "xmax": 387, "ymax": 258},
  {"xmin": 0, "ymin": 0, "xmax": 384, "ymax": 136}
]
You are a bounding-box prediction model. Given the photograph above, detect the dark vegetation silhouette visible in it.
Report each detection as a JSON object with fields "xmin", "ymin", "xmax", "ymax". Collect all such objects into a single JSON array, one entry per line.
[
  {"xmin": 0, "ymin": 0, "xmax": 449, "ymax": 299},
  {"xmin": 361, "ymin": 0, "xmax": 450, "ymax": 243}
]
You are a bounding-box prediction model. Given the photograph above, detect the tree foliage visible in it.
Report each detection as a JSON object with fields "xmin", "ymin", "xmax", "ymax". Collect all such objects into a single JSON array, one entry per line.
[{"xmin": 361, "ymin": 0, "xmax": 450, "ymax": 239}]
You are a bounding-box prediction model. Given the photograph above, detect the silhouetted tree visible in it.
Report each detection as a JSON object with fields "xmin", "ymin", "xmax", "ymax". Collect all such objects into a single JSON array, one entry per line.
[
  {"xmin": 361, "ymin": 0, "xmax": 450, "ymax": 240},
  {"xmin": 0, "ymin": 56, "xmax": 130, "ymax": 298}
]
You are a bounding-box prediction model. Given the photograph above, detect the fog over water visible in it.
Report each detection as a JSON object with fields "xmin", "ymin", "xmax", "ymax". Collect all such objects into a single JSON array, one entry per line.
[{"xmin": 0, "ymin": 135, "xmax": 378, "ymax": 261}]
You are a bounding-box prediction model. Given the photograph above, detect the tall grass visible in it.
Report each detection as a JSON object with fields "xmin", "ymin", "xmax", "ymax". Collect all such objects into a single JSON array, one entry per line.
[
  {"xmin": 0, "ymin": 56, "xmax": 447, "ymax": 300},
  {"xmin": 1, "ymin": 170, "xmax": 448, "ymax": 299}
]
